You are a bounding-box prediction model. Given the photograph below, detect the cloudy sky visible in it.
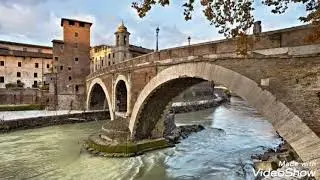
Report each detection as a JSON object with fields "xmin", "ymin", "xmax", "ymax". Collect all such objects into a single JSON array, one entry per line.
[{"xmin": 0, "ymin": 0, "xmax": 307, "ymax": 49}]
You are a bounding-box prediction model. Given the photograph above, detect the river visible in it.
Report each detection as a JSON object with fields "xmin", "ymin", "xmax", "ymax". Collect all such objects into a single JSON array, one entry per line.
[{"xmin": 0, "ymin": 97, "xmax": 282, "ymax": 180}]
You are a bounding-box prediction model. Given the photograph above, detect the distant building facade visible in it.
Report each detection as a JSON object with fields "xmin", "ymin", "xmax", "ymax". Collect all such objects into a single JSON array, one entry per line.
[
  {"xmin": 90, "ymin": 45, "xmax": 113, "ymax": 72},
  {"xmin": 0, "ymin": 40, "xmax": 53, "ymax": 89},
  {"xmin": 90, "ymin": 22, "xmax": 153, "ymax": 73}
]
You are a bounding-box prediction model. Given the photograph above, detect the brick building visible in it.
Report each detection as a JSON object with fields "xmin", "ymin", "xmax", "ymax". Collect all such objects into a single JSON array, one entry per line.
[
  {"xmin": 90, "ymin": 22, "xmax": 153, "ymax": 73},
  {"xmin": 0, "ymin": 41, "xmax": 53, "ymax": 89},
  {"xmin": 47, "ymin": 18, "xmax": 92, "ymax": 110}
]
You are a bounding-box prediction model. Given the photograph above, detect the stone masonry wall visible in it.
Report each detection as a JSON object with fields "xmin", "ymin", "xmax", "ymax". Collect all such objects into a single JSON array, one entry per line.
[
  {"xmin": 0, "ymin": 110, "xmax": 110, "ymax": 133},
  {"xmin": 0, "ymin": 88, "xmax": 49, "ymax": 105}
]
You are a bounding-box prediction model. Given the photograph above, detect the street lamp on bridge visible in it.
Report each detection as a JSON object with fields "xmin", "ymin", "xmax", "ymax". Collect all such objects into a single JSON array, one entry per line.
[
  {"xmin": 156, "ymin": 26, "xmax": 160, "ymax": 52},
  {"xmin": 188, "ymin": 36, "xmax": 191, "ymax": 45}
]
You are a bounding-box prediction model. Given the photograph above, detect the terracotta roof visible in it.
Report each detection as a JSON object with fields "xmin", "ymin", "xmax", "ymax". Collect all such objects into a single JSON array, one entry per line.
[
  {"xmin": 0, "ymin": 48, "xmax": 52, "ymax": 59},
  {"xmin": 0, "ymin": 40, "xmax": 52, "ymax": 49}
]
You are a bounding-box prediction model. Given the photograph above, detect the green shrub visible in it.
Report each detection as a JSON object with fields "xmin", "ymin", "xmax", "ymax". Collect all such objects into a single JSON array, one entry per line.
[
  {"xmin": 5, "ymin": 82, "xmax": 25, "ymax": 89},
  {"xmin": 41, "ymin": 84, "xmax": 49, "ymax": 90}
]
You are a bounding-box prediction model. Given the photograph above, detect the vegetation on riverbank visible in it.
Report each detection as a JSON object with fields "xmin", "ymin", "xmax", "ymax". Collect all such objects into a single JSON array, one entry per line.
[{"xmin": 0, "ymin": 104, "xmax": 45, "ymax": 111}]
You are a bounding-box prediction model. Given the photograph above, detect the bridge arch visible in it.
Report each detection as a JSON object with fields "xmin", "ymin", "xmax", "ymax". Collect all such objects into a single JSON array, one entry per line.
[
  {"xmin": 114, "ymin": 74, "xmax": 131, "ymax": 117},
  {"xmin": 87, "ymin": 78, "xmax": 114, "ymax": 120},
  {"xmin": 129, "ymin": 62, "xmax": 320, "ymax": 164}
]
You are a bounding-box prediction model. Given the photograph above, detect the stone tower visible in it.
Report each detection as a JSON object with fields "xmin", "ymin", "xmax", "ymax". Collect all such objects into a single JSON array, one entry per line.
[
  {"xmin": 51, "ymin": 18, "xmax": 92, "ymax": 110},
  {"xmin": 114, "ymin": 21, "xmax": 130, "ymax": 63}
]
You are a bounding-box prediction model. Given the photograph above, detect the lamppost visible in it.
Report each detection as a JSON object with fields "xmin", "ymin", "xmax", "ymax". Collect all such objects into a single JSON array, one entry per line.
[
  {"xmin": 156, "ymin": 26, "xmax": 160, "ymax": 52},
  {"xmin": 188, "ymin": 36, "xmax": 191, "ymax": 45}
]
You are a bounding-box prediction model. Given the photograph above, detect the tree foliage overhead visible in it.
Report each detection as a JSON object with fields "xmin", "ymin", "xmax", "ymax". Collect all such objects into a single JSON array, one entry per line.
[{"xmin": 132, "ymin": 0, "xmax": 320, "ymax": 38}]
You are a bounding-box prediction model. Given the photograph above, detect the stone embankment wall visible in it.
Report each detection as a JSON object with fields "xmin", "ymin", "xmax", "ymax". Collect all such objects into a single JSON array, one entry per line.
[
  {"xmin": 0, "ymin": 88, "xmax": 49, "ymax": 105},
  {"xmin": 171, "ymin": 98, "xmax": 228, "ymax": 114},
  {"xmin": 171, "ymin": 86, "xmax": 230, "ymax": 114},
  {"xmin": 0, "ymin": 110, "xmax": 109, "ymax": 133}
]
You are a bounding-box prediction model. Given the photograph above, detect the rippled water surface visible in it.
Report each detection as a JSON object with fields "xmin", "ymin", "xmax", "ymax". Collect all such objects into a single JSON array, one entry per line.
[{"xmin": 0, "ymin": 98, "xmax": 282, "ymax": 180}]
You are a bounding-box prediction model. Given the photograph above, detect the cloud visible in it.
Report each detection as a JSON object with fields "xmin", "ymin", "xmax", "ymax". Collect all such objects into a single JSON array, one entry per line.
[
  {"xmin": 0, "ymin": 1, "xmax": 307, "ymax": 51},
  {"xmin": 0, "ymin": 2, "xmax": 62, "ymax": 45}
]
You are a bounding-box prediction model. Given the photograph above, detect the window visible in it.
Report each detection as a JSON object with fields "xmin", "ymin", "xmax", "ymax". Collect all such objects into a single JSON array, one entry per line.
[
  {"xmin": 60, "ymin": 66, "xmax": 63, "ymax": 70},
  {"xmin": 68, "ymin": 67, "xmax": 71, "ymax": 71},
  {"xmin": 55, "ymin": 57, "xmax": 58, "ymax": 61},
  {"xmin": 33, "ymin": 81, "xmax": 38, "ymax": 88},
  {"xmin": 34, "ymin": 73, "xmax": 38, "ymax": 78},
  {"xmin": 69, "ymin": 21, "xmax": 75, "ymax": 26},
  {"xmin": 23, "ymin": 48, "xmax": 27, "ymax": 51},
  {"xmin": 116, "ymin": 35, "xmax": 119, "ymax": 45},
  {"xmin": 108, "ymin": 54, "xmax": 111, "ymax": 59},
  {"xmin": 75, "ymin": 32, "xmax": 79, "ymax": 37},
  {"xmin": 17, "ymin": 72, "xmax": 21, "ymax": 77},
  {"xmin": 108, "ymin": 61, "xmax": 110, "ymax": 66},
  {"xmin": 0, "ymin": 61, "xmax": 4, "ymax": 66},
  {"xmin": 75, "ymin": 57, "xmax": 79, "ymax": 62},
  {"xmin": 75, "ymin": 85, "xmax": 79, "ymax": 92},
  {"xmin": 47, "ymin": 64, "xmax": 50, "ymax": 68},
  {"xmin": 0, "ymin": 76, "xmax": 4, "ymax": 83},
  {"xmin": 79, "ymin": 22, "xmax": 85, "ymax": 27},
  {"xmin": 113, "ymin": 53, "xmax": 115, "ymax": 58},
  {"xmin": 68, "ymin": 76, "xmax": 72, "ymax": 81},
  {"xmin": 35, "ymin": 63, "xmax": 39, "ymax": 68},
  {"xmin": 74, "ymin": 43, "xmax": 78, "ymax": 48},
  {"xmin": 18, "ymin": 62, "xmax": 22, "ymax": 67},
  {"xmin": 17, "ymin": 80, "xmax": 21, "ymax": 84},
  {"xmin": 124, "ymin": 36, "xmax": 126, "ymax": 45}
]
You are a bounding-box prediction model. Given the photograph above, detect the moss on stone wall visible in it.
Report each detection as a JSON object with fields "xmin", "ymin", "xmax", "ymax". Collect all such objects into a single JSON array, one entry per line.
[
  {"xmin": 0, "ymin": 104, "xmax": 44, "ymax": 111},
  {"xmin": 85, "ymin": 135, "xmax": 172, "ymax": 157}
]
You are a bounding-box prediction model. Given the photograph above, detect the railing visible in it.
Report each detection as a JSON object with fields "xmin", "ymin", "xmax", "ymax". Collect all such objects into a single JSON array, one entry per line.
[{"xmin": 87, "ymin": 24, "xmax": 317, "ymax": 80}]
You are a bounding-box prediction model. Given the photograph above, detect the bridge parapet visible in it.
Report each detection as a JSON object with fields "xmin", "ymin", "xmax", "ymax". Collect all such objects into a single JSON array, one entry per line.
[{"xmin": 87, "ymin": 24, "xmax": 319, "ymax": 80}]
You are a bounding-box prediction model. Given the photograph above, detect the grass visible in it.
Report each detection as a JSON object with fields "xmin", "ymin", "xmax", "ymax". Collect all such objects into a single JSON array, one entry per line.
[{"xmin": 0, "ymin": 104, "xmax": 45, "ymax": 111}]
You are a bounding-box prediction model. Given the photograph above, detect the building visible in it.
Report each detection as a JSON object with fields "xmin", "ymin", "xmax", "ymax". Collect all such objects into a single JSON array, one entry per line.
[
  {"xmin": 45, "ymin": 19, "xmax": 152, "ymax": 110},
  {"xmin": 47, "ymin": 18, "xmax": 92, "ymax": 110},
  {"xmin": 0, "ymin": 40, "xmax": 53, "ymax": 89},
  {"xmin": 90, "ymin": 45, "xmax": 113, "ymax": 72},
  {"xmin": 90, "ymin": 22, "xmax": 153, "ymax": 73}
]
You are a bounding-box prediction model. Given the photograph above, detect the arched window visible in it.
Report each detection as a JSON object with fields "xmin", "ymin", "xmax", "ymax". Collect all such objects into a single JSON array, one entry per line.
[{"xmin": 116, "ymin": 35, "xmax": 119, "ymax": 46}]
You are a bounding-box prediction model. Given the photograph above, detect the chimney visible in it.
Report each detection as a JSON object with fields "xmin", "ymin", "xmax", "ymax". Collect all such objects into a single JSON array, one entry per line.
[{"xmin": 253, "ymin": 21, "xmax": 262, "ymax": 35}]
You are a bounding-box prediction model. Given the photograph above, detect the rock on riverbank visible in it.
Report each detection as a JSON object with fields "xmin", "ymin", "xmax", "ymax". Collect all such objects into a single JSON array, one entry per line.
[
  {"xmin": 165, "ymin": 124, "xmax": 205, "ymax": 144},
  {"xmin": 251, "ymin": 139, "xmax": 316, "ymax": 180}
]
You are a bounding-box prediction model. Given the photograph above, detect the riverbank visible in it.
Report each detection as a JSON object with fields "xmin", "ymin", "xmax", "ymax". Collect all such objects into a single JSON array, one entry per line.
[
  {"xmin": 0, "ymin": 110, "xmax": 109, "ymax": 133},
  {"xmin": 171, "ymin": 96, "xmax": 229, "ymax": 114}
]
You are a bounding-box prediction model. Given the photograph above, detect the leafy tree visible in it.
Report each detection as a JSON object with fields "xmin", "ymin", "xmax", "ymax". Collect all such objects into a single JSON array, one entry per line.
[{"xmin": 132, "ymin": 0, "xmax": 319, "ymax": 39}]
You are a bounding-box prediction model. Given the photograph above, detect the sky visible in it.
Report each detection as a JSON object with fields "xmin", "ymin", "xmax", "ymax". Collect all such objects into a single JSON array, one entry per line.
[{"xmin": 0, "ymin": 0, "xmax": 308, "ymax": 49}]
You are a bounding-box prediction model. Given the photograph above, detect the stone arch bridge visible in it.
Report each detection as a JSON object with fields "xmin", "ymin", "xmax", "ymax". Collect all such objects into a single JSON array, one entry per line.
[{"xmin": 86, "ymin": 25, "xmax": 320, "ymax": 174}]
